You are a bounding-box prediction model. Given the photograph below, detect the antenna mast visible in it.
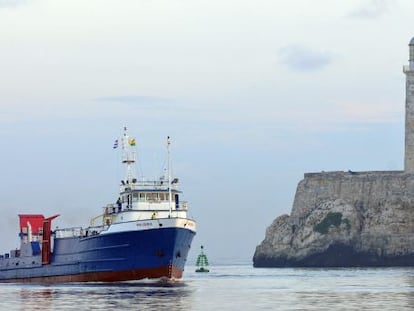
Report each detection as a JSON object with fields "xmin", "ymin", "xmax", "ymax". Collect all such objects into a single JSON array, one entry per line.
[
  {"xmin": 167, "ymin": 136, "xmax": 172, "ymax": 217},
  {"xmin": 122, "ymin": 126, "xmax": 136, "ymax": 182}
]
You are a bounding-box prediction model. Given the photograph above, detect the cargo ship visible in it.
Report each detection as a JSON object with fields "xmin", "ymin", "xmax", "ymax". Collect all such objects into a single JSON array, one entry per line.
[{"xmin": 0, "ymin": 128, "xmax": 196, "ymax": 283}]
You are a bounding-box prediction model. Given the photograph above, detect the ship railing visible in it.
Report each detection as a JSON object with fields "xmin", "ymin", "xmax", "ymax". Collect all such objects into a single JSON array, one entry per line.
[
  {"xmin": 130, "ymin": 201, "xmax": 188, "ymax": 210},
  {"xmin": 55, "ymin": 225, "xmax": 106, "ymax": 238},
  {"xmin": 122, "ymin": 180, "xmax": 179, "ymax": 191},
  {"xmin": 54, "ymin": 227, "xmax": 84, "ymax": 238}
]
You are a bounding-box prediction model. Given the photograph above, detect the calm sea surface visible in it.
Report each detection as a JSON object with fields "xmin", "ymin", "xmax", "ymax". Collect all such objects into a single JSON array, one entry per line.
[{"xmin": 1, "ymin": 265, "xmax": 413, "ymax": 310}]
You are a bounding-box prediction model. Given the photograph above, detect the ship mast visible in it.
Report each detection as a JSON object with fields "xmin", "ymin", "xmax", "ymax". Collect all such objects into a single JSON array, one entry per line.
[
  {"xmin": 167, "ymin": 136, "xmax": 172, "ymax": 217},
  {"xmin": 121, "ymin": 126, "xmax": 136, "ymax": 183}
]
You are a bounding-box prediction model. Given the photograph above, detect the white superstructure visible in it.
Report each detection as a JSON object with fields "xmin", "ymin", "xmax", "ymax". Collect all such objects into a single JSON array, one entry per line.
[{"xmin": 56, "ymin": 127, "xmax": 196, "ymax": 238}]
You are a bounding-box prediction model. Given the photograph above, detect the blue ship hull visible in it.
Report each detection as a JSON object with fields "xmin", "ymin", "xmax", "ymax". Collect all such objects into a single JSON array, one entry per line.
[{"xmin": 0, "ymin": 226, "xmax": 195, "ymax": 283}]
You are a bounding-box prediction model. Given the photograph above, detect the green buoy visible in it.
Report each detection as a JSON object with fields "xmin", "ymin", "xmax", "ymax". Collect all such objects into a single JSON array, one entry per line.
[{"xmin": 195, "ymin": 245, "xmax": 210, "ymax": 273}]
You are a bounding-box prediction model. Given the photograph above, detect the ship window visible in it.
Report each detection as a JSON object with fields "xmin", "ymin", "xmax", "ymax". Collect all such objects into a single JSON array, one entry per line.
[
  {"xmin": 159, "ymin": 193, "xmax": 165, "ymax": 201},
  {"xmin": 147, "ymin": 193, "xmax": 157, "ymax": 201},
  {"xmin": 139, "ymin": 193, "xmax": 145, "ymax": 201},
  {"xmin": 132, "ymin": 193, "xmax": 139, "ymax": 202}
]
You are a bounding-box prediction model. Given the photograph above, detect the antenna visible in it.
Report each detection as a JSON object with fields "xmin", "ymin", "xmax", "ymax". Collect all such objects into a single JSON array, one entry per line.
[
  {"xmin": 121, "ymin": 126, "xmax": 136, "ymax": 183},
  {"xmin": 167, "ymin": 136, "xmax": 172, "ymax": 217}
]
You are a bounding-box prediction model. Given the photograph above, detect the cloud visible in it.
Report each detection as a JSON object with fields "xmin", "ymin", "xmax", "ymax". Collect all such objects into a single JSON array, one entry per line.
[
  {"xmin": 278, "ymin": 45, "xmax": 333, "ymax": 72},
  {"xmin": 281, "ymin": 100, "xmax": 402, "ymax": 133},
  {"xmin": 0, "ymin": 0, "xmax": 27, "ymax": 8},
  {"xmin": 334, "ymin": 101, "xmax": 401, "ymax": 124},
  {"xmin": 96, "ymin": 95, "xmax": 173, "ymax": 107},
  {"xmin": 348, "ymin": 0, "xmax": 396, "ymax": 19}
]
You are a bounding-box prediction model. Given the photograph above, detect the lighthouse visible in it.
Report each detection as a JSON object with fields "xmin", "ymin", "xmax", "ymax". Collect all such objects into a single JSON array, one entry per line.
[{"xmin": 404, "ymin": 37, "xmax": 414, "ymax": 172}]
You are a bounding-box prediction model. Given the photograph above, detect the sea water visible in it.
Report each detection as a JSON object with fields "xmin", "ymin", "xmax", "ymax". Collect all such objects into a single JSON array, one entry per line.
[{"xmin": 0, "ymin": 264, "xmax": 413, "ymax": 310}]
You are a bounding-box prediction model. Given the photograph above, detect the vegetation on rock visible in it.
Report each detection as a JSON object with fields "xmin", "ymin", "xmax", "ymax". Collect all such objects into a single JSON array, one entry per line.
[{"xmin": 313, "ymin": 212, "xmax": 344, "ymax": 234}]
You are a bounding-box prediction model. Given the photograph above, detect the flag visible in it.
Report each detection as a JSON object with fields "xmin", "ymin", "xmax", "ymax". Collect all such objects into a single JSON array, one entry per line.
[
  {"xmin": 128, "ymin": 138, "xmax": 136, "ymax": 146},
  {"xmin": 113, "ymin": 139, "xmax": 118, "ymax": 149}
]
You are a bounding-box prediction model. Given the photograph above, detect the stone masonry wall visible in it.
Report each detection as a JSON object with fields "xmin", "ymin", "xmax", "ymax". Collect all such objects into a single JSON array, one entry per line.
[{"xmin": 253, "ymin": 171, "xmax": 414, "ymax": 267}]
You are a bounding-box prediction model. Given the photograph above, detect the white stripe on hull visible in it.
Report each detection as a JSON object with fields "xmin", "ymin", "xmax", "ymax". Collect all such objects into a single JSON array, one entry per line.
[{"xmin": 101, "ymin": 217, "xmax": 196, "ymax": 234}]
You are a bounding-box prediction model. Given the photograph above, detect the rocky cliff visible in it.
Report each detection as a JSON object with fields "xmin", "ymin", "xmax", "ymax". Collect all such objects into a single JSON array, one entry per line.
[{"xmin": 253, "ymin": 171, "xmax": 414, "ymax": 267}]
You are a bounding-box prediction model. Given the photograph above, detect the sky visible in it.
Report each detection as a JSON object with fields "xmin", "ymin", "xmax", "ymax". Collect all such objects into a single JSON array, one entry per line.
[{"xmin": 0, "ymin": 0, "xmax": 413, "ymax": 264}]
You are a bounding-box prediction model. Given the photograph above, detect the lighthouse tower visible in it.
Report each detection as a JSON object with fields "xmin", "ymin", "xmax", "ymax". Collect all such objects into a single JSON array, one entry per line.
[{"xmin": 404, "ymin": 37, "xmax": 414, "ymax": 172}]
